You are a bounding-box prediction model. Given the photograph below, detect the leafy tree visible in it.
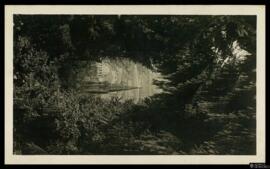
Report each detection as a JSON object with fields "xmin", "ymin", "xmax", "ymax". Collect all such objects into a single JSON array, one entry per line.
[{"xmin": 13, "ymin": 15, "xmax": 256, "ymax": 155}]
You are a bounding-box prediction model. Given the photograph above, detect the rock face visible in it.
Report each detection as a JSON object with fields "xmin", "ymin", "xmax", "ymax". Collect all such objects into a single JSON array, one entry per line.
[{"xmin": 76, "ymin": 58, "xmax": 163, "ymax": 102}]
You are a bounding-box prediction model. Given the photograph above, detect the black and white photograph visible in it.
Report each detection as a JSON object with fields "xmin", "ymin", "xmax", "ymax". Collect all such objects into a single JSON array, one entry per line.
[{"xmin": 4, "ymin": 5, "xmax": 266, "ymax": 164}]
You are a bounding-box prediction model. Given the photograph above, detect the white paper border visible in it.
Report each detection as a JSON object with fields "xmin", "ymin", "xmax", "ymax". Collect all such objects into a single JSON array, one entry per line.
[{"xmin": 5, "ymin": 5, "xmax": 266, "ymax": 164}]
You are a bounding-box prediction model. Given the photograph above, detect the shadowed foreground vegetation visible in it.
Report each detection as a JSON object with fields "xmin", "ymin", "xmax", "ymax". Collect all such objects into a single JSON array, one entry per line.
[{"xmin": 13, "ymin": 15, "xmax": 256, "ymax": 155}]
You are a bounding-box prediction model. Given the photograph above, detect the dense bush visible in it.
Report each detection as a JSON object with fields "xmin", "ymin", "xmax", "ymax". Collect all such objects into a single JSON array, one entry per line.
[{"xmin": 13, "ymin": 15, "xmax": 256, "ymax": 155}]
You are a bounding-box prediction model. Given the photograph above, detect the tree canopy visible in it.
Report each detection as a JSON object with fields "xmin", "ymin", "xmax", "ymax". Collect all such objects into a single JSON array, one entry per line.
[{"xmin": 13, "ymin": 15, "xmax": 256, "ymax": 155}]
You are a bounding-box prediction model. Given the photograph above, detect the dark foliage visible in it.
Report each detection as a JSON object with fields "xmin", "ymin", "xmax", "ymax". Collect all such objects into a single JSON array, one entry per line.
[{"xmin": 13, "ymin": 15, "xmax": 256, "ymax": 155}]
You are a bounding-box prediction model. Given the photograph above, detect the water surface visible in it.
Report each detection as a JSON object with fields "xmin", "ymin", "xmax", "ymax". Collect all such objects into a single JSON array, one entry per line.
[{"xmin": 77, "ymin": 58, "xmax": 163, "ymax": 103}]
